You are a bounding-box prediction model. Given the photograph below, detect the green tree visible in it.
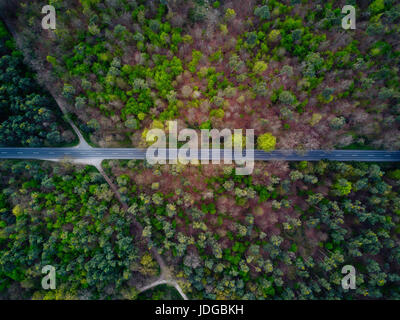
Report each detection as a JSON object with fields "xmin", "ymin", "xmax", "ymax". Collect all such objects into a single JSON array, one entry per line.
[
  {"xmin": 333, "ymin": 178, "xmax": 352, "ymax": 196},
  {"xmin": 254, "ymin": 5, "xmax": 270, "ymax": 20},
  {"xmin": 253, "ymin": 61, "xmax": 268, "ymax": 74}
]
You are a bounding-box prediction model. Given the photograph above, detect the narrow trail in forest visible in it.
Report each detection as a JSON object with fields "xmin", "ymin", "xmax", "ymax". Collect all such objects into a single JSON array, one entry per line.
[{"xmin": 96, "ymin": 164, "xmax": 188, "ymax": 300}]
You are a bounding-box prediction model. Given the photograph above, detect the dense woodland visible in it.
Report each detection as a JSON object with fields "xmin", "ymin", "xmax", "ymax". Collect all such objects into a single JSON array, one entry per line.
[
  {"xmin": 0, "ymin": 0, "xmax": 399, "ymax": 301},
  {"xmin": 0, "ymin": 160, "xmax": 159, "ymax": 299},
  {"xmin": 1, "ymin": 158, "xmax": 398, "ymax": 299},
  {"xmin": 104, "ymin": 159, "xmax": 400, "ymax": 299},
  {"xmin": 0, "ymin": 21, "xmax": 76, "ymax": 147},
  {"xmin": 2, "ymin": 0, "xmax": 399, "ymax": 149}
]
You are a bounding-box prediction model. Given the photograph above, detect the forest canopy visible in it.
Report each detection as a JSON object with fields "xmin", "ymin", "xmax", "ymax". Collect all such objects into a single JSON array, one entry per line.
[{"xmin": 0, "ymin": 21, "xmax": 76, "ymax": 147}]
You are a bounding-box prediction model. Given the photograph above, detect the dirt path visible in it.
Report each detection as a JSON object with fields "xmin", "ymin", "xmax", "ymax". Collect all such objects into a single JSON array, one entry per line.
[
  {"xmin": 96, "ymin": 164, "xmax": 188, "ymax": 300},
  {"xmin": 137, "ymin": 278, "xmax": 189, "ymax": 300}
]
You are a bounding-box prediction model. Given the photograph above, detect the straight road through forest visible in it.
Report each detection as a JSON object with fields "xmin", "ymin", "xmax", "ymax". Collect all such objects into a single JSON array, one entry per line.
[{"xmin": 0, "ymin": 148, "xmax": 400, "ymax": 162}]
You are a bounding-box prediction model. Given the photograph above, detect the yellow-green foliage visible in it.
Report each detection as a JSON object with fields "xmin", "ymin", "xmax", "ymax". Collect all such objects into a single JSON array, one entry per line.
[
  {"xmin": 220, "ymin": 24, "xmax": 228, "ymax": 35},
  {"xmin": 310, "ymin": 113, "xmax": 323, "ymax": 126},
  {"xmin": 253, "ymin": 61, "xmax": 268, "ymax": 74},
  {"xmin": 225, "ymin": 8, "xmax": 236, "ymax": 21},
  {"xmin": 12, "ymin": 205, "xmax": 23, "ymax": 218},
  {"xmin": 210, "ymin": 108, "xmax": 225, "ymax": 119},
  {"xmin": 257, "ymin": 133, "xmax": 277, "ymax": 151},
  {"xmin": 268, "ymin": 29, "xmax": 281, "ymax": 42},
  {"xmin": 369, "ymin": 0, "xmax": 385, "ymax": 14}
]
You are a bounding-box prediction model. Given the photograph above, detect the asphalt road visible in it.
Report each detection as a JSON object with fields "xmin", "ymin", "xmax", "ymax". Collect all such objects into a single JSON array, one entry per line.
[{"xmin": 0, "ymin": 148, "xmax": 400, "ymax": 162}]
